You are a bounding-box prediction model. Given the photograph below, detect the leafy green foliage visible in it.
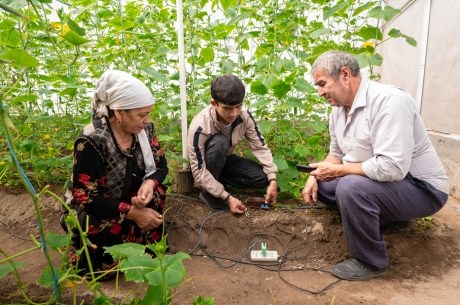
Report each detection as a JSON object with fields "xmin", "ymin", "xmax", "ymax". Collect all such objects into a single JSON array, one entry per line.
[
  {"xmin": 0, "ymin": 261, "xmax": 25, "ymax": 278},
  {"xmin": 105, "ymin": 238, "xmax": 190, "ymax": 305},
  {"xmin": 193, "ymin": 296, "xmax": 215, "ymax": 305},
  {"xmin": 0, "ymin": 0, "xmax": 415, "ymax": 197},
  {"xmin": 0, "ymin": 1, "xmax": 418, "ymax": 303}
]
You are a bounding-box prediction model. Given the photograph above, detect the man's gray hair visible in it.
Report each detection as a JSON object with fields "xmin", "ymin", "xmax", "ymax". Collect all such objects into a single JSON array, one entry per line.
[{"xmin": 311, "ymin": 50, "xmax": 361, "ymax": 80}]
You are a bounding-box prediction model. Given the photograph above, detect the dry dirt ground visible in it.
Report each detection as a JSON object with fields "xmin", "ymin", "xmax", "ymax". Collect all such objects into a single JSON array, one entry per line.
[{"xmin": 1, "ymin": 185, "xmax": 460, "ymax": 305}]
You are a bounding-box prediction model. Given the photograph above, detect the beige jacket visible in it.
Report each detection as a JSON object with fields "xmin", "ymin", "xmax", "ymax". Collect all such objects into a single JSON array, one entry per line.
[{"xmin": 187, "ymin": 105, "xmax": 277, "ymax": 200}]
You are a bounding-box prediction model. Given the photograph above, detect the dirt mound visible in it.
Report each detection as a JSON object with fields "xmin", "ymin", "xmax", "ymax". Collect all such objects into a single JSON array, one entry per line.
[
  {"xmin": 166, "ymin": 194, "xmax": 458, "ymax": 281},
  {"xmin": 1, "ymin": 187, "xmax": 460, "ymax": 304}
]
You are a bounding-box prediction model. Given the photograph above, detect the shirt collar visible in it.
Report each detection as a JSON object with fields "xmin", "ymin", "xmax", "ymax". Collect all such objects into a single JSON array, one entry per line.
[{"xmin": 350, "ymin": 77, "xmax": 369, "ymax": 114}]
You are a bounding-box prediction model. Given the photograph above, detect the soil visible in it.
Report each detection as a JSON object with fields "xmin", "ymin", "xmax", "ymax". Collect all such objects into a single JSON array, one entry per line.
[{"xmin": 1, "ymin": 185, "xmax": 460, "ymax": 305}]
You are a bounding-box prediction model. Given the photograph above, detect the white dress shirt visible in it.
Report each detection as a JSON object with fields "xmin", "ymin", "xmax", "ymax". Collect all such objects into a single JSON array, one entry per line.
[{"xmin": 328, "ymin": 78, "xmax": 449, "ymax": 194}]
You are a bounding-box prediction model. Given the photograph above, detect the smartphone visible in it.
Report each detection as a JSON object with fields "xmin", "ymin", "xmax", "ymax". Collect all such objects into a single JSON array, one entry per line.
[{"xmin": 296, "ymin": 164, "xmax": 315, "ymax": 173}]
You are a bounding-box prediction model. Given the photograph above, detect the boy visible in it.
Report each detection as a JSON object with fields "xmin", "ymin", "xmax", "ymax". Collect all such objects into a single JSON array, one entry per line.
[{"xmin": 187, "ymin": 75, "xmax": 278, "ymax": 214}]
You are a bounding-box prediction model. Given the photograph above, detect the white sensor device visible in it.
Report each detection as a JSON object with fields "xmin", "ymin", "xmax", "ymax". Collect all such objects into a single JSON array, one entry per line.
[{"xmin": 250, "ymin": 250, "xmax": 278, "ymax": 262}]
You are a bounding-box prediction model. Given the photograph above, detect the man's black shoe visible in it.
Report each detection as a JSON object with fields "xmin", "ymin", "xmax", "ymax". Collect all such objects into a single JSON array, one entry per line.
[
  {"xmin": 199, "ymin": 191, "xmax": 228, "ymax": 211},
  {"xmin": 330, "ymin": 258, "xmax": 388, "ymax": 281}
]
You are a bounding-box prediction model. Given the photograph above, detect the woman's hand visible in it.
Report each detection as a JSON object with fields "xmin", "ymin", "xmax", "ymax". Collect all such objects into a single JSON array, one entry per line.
[
  {"xmin": 127, "ymin": 206, "xmax": 163, "ymax": 231},
  {"xmin": 132, "ymin": 179, "xmax": 156, "ymax": 208}
]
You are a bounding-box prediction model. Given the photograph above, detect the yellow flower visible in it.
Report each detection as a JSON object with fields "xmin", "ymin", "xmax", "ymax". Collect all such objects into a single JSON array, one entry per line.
[
  {"xmin": 44, "ymin": 134, "xmax": 51, "ymax": 140},
  {"xmin": 50, "ymin": 22, "xmax": 61, "ymax": 29},
  {"xmin": 50, "ymin": 22, "xmax": 71, "ymax": 34},
  {"xmin": 363, "ymin": 40, "xmax": 375, "ymax": 48},
  {"xmin": 64, "ymin": 281, "xmax": 75, "ymax": 288}
]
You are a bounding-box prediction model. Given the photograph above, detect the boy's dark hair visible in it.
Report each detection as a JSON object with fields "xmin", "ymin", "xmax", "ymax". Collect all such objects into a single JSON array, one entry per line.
[{"xmin": 210, "ymin": 75, "xmax": 245, "ymax": 106}]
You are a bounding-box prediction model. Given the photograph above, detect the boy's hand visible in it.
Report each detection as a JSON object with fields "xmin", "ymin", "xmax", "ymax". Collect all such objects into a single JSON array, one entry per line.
[
  {"xmin": 265, "ymin": 180, "xmax": 278, "ymax": 206},
  {"xmin": 227, "ymin": 196, "xmax": 247, "ymax": 214}
]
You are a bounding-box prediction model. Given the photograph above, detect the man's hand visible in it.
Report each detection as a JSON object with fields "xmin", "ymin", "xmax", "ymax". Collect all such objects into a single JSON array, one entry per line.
[
  {"xmin": 302, "ymin": 176, "xmax": 319, "ymax": 205},
  {"xmin": 227, "ymin": 195, "xmax": 247, "ymax": 214},
  {"xmin": 309, "ymin": 161, "xmax": 340, "ymax": 182},
  {"xmin": 311, "ymin": 161, "xmax": 364, "ymax": 181}
]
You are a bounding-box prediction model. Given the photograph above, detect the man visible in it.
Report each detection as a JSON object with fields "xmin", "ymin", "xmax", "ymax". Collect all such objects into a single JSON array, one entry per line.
[
  {"xmin": 302, "ymin": 50, "xmax": 449, "ymax": 280},
  {"xmin": 188, "ymin": 75, "xmax": 278, "ymax": 215}
]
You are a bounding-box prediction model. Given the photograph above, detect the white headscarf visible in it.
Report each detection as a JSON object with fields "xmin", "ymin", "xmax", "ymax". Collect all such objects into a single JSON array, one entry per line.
[{"xmin": 92, "ymin": 70, "xmax": 156, "ymax": 178}]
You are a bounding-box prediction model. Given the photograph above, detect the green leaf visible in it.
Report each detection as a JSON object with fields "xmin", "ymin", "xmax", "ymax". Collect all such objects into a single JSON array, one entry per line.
[
  {"xmin": 0, "ymin": 262, "xmax": 25, "ymax": 279},
  {"xmin": 18, "ymin": 140, "xmax": 39, "ymax": 152},
  {"xmin": 294, "ymin": 78, "xmax": 315, "ymax": 93},
  {"xmin": 281, "ymin": 97, "xmax": 303, "ymax": 109},
  {"xmin": 163, "ymin": 264, "xmax": 186, "ymax": 287},
  {"xmin": 404, "ymin": 35, "xmax": 417, "ymax": 47},
  {"xmin": 271, "ymin": 79, "xmax": 291, "ymax": 99},
  {"xmin": 38, "ymin": 266, "xmax": 58, "ymax": 287},
  {"xmin": 141, "ymin": 285, "xmax": 170, "ymax": 305},
  {"xmin": 250, "ymin": 80, "xmax": 268, "ymax": 95},
  {"xmin": 273, "ymin": 156, "xmax": 289, "ymax": 171},
  {"xmin": 144, "ymin": 267, "xmax": 164, "ymax": 286},
  {"xmin": 369, "ymin": 5, "xmax": 400, "ymax": 22},
  {"xmin": 220, "ymin": 0, "xmax": 238, "ymax": 11},
  {"xmin": 251, "ymin": 98, "xmax": 271, "ymax": 109},
  {"xmin": 139, "ymin": 66, "xmax": 169, "ymax": 82},
  {"xmin": 163, "ymin": 252, "xmax": 190, "ymax": 267},
  {"xmin": 60, "ymin": 88, "xmax": 77, "ymax": 96},
  {"xmin": 352, "ymin": 2, "xmax": 375, "ymax": 17},
  {"xmin": 93, "ymin": 296, "xmax": 110, "ymax": 305},
  {"xmin": 294, "ymin": 144, "xmax": 310, "ymax": 156},
  {"xmin": 388, "ymin": 28, "xmax": 402, "ymax": 38},
  {"xmin": 64, "ymin": 213, "xmax": 78, "ymax": 230},
  {"xmin": 307, "ymin": 135, "xmax": 322, "ymax": 146},
  {"xmin": 323, "ymin": 2, "xmax": 347, "ymax": 20},
  {"xmin": 143, "ymin": 253, "xmax": 189, "ymax": 287},
  {"xmin": 193, "ymin": 296, "xmax": 215, "ymax": 305},
  {"xmin": 199, "ymin": 46, "xmax": 215, "ymax": 63},
  {"xmin": 367, "ymin": 52, "xmax": 383, "ymax": 66},
  {"xmin": 388, "ymin": 28, "xmax": 417, "ymax": 47},
  {"xmin": 104, "ymin": 242, "xmax": 145, "ymax": 260},
  {"xmin": 255, "ymin": 43, "xmax": 274, "ymax": 58},
  {"xmin": 228, "ymin": 12, "xmax": 251, "ymax": 25},
  {"xmin": 357, "ymin": 26, "xmax": 382, "ymax": 41},
  {"xmin": 255, "ymin": 58, "xmax": 269, "ymax": 72},
  {"xmin": 0, "ymin": 49, "xmax": 39, "ymax": 67},
  {"xmin": 309, "ymin": 27, "xmax": 330, "ymax": 39},
  {"xmin": 67, "ymin": 18, "xmax": 86, "ymax": 36},
  {"xmin": 158, "ymin": 135, "xmax": 175, "ymax": 142},
  {"xmin": 61, "ymin": 30, "xmax": 90, "ymax": 46},
  {"xmin": 219, "ymin": 58, "xmax": 237, "ymax": 74},
  {"xmin": 356, "ymin": 52, "xmax": 383, "ymax": 68},
  {"xmin": 4, "ymin": 29, "xmax": 21, "ymax": 47},
  {"xmin": 120, "ymin": 255, "xmax": 159, "ymax": 283},
  {"xmin": 46, "ymin": 232, "xmax": 69, "ymax": 250},
  {"xmin": 0, "ymin": 2, "xmax": 26, "ymax": 17}
]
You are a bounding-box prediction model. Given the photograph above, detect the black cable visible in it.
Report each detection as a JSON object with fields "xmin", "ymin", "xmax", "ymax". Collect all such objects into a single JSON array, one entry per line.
[
  {"xmin": 164, "ymin": 199, "xmax": 341, "ymax": 294},
  {"xmin": 0, "ymin": 219, "xmax": 30, "ymax": 241},
  {"xmin": 447, "ymin": 202, "xmax": 460, "ymax": 215}
]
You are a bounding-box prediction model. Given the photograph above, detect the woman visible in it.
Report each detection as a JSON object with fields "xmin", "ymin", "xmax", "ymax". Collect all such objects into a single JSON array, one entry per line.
[{"xmin": 62, "ymin": 70, "xmax": 168, "ymax": 276}]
